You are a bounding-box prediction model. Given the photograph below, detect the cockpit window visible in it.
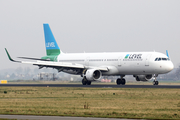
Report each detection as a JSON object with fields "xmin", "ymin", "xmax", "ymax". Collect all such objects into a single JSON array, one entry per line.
[
  {"xmin": 155, "ymin": 58, "xmax": 158, "ymax": 61},
  {"xmin": 155, "ymin": 57, "xmax": 170, "ymax": 61},
  {"xmin": 162, "ymin": 58, "xmax": 167, "ymax": 61}
]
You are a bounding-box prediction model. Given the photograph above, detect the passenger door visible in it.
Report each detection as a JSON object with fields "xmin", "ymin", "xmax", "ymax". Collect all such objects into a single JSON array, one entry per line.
[{"xmin": 145, "ymin": 54, "xmax": 151, "ymax": 66}]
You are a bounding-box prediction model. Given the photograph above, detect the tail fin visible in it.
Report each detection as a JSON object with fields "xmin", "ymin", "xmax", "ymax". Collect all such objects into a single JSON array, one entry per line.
[{"xmin": 43, "ymin": 23, "xmax": 61, "ymax": 56}]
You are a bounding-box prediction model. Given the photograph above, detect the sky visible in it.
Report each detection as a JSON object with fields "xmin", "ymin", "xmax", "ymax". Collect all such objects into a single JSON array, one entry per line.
[{"xmin": 0, "ymin": 0, "xmax": 180, "ymax": 70}]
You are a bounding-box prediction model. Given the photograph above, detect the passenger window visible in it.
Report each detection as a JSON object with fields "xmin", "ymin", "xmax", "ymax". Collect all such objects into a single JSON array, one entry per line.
[
  {"xmin": 155, "ymin": 58, "xmax": 158, "ymax": 61},
  {"xmin": 158, "ymin": 58, "xmax": 161, "ymax": 61}
]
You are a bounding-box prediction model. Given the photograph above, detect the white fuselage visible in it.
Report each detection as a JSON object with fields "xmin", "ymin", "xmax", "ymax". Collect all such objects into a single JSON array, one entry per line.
[{"xmin": 57, "ymin": 51, "xmax": 174, "ymax": 76}]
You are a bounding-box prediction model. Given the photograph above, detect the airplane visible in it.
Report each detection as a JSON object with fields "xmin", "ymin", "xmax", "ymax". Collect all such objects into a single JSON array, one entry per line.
[{"xmin": 5, "ymin": 23, "xmax": 174, "ymax": 85}]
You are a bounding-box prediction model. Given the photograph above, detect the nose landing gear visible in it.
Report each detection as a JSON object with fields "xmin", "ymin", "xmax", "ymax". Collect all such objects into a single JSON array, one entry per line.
[
  {"xmin": 153, "ymin": 81, "xmax": 159, "ymax": 85},
  {"xmin": 153, "ymin": 74, "xmax": 159, "ymax": 85}
]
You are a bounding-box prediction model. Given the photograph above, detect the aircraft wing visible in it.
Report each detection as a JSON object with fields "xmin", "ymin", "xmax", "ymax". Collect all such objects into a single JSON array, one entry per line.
[{"xmin": 5, "ymin": 48, "xmax": 108, "ymax": 72}]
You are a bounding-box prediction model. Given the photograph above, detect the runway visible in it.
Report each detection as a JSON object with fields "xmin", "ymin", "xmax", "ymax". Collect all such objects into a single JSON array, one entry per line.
[{"xmin": 0, "ymin": 84, "xmax": 180, "ymax": 88}]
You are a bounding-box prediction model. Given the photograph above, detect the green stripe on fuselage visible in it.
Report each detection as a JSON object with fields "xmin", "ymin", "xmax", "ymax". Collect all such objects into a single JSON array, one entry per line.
[
  {"xmin": 41, "ymin": 55, "xmax": 58, "ymax": 62},
  {"xmin": 46, "ymin": 49, "xmax": 60, "ymax": 56},
  {"xmin": 41, "ymin": 49, "xmax": 60, "ymax": 61}
]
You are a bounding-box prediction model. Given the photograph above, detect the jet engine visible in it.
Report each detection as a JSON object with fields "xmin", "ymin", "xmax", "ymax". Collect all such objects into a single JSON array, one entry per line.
[
  {"xmin": 135, "ymin": 75, "xmax": 153, "ymax": 81},
  {"xmin": 85, "ymin": 69, "xmax": 102, "ymax": 81}
]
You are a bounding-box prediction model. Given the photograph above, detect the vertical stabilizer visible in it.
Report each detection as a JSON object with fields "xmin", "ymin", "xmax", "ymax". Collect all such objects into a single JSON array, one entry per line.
[{"xmin": 43, "ymin": 24, "xmax": 60, "ymax": 56}]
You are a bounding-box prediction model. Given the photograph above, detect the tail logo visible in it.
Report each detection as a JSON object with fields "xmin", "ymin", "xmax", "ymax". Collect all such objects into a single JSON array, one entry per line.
[{"xmin": 46, "ymin": 42, "xmax": 55, "ymax": 48}]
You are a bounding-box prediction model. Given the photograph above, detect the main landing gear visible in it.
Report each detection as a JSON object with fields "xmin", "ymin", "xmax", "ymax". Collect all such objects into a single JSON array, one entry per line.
[
  {"xmin": 116, "ymin": 76, "xmax": 126, "ymax": 85},
  {"xmin": 82, "ymin": 78, "xmax": 91, "ymax": 85}
]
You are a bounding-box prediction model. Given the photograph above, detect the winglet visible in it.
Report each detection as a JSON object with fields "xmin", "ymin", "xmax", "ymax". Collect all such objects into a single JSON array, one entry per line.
[
  {"xmin": 5, "ymin": 48, "xmax": 20, "ymax": 62},
  {"xmin": 166, "ymin": 50, "xmax": 169, "ymax": 58}
]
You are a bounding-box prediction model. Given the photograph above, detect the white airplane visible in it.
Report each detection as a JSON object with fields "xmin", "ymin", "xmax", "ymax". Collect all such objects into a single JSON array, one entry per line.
[{"xmin": 5, "ymin": 24, "xmax": 174, "ymax": 85}]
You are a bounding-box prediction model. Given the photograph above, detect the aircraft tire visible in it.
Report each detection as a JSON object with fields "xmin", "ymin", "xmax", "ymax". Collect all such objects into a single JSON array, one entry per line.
[
  {"xmin": 153, "ymin": 81, "xmax": 159, "ymax": 85},
  {"xmin": 155, "ymin": 81, "xmax": 159, "ymax": 85},
  {"xmin": 122, "ymin": 78, "xmax": 126, "ymax": 85},
  {"xmin": 116, "ymin": 78, "xmax": 121, "ymax": 85},
  {"xmin": 87, "ymin": 81, "xmax": 91, "ymax": 85},
  {"xmin": 82, "ymin": 79, "xmax": 87, "ymax": 85}
]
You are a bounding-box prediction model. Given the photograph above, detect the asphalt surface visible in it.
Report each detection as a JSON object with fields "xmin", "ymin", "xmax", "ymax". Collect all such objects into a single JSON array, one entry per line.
[
  {"xmin": 0, "ymin": 115, "xmax": 138, "ymax": 120},
  {"xmin": 0, "ymin": 84, "xmax": 180, "ymax": 88}
]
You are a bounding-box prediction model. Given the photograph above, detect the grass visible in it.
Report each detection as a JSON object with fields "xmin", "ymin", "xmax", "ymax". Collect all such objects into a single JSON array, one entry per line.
[
  {"xmin": 0, "ymin": 87, "xmax": 179, "ymax": 119},
  {"xmin": 0, "ymin": 119, "xmax": 16, "ymax": 120}
]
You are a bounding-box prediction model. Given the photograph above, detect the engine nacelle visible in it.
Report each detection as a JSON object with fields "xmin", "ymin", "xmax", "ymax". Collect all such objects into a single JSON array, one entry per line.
[
  {"xmin": 85, "ymin": 69, "xmax": 102, "ymax": 81},
  {"xmin": 135, "ymin": 75, "xmax": 153, "ymax": 81}
]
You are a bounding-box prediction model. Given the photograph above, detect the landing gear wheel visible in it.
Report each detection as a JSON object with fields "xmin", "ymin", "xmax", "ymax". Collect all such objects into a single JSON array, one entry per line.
[
  {"xmin": 155, "ymin": 81, "xmax": 159, "ymax": 85},
  {"xmin": 87, "ymin": 81, "xmax": 91, "ymax": 85},
  {"xmin": 116, "ymin": 78, "xmax": 126, "ymax": 85},
  {"xmin": 153, "ymin": 81, "xmax": 159, "ymax": 85},
  {"xmin": 116, "ymin": 78, "xmax": 121, "ymax": 85},
  {"xmin": 82, "ymin": 79, "xmax": 87, "ymax": 85},
  {"xmin": 122, "ymin": 78, "xmax": 126, "ymax": 85}
]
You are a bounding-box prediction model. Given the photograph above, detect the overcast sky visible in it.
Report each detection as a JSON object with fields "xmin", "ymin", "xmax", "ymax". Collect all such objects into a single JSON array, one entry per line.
[{"xmin": 0, "ymin": 0, "xmax": 180, "ymax": 70}]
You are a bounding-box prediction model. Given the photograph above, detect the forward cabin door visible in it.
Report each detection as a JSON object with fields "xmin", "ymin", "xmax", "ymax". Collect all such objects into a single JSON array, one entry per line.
[{"xmin": 145, "ymin": 54, "xmax": 151, "ymax": 66}]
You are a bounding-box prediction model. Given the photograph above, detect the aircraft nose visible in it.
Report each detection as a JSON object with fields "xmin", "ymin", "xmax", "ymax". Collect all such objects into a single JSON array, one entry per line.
[{"xmin": 167, "ymin": 61, "xmax": 174, "ymax": 72}]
